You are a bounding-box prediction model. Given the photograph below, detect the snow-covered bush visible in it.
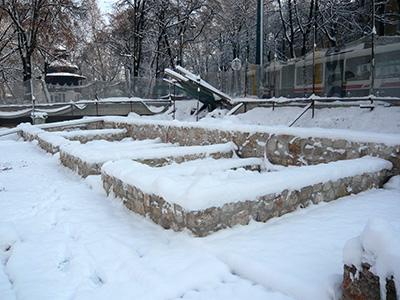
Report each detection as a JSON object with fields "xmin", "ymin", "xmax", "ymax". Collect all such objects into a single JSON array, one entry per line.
[{"xmin": 343, "ymin": 218, "xmax": 400, "ymax": 299}]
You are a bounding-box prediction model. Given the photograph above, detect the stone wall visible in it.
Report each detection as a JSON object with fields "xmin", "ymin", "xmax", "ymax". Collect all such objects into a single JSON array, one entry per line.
[
  {"xmin": 60, "ymin": 151, "xmax": 102, "ymax": 177},
  {"xmin": 102, "ymin": 168, "xmax": 389, "ymax": 237},
  {"xmin": 36, "ymin": 136, "xmax": 62, "ymax": 154},
  {"xmin": 60, "ymin": 149, "xmax": 233, "ymax": 178},
  {"xmin": 44, "ymin": 120, "xmax": 105, "ymax": 132},
  {"xmin": 18, "ymin": 130, "xmax": 37, "ymax": 142},
  {"xmin": 65, "ymin": 130, "xmax": 128, "ymax": 143},
  {"xmin": 343, "ymin": 263, "xmax": 397, "ymax": 300},
  {"xmin": 19, "ymin": 122, "xmax": 127, "ymax": 154},
  {"xmin": 103, "ymin": 120, "xmax": 400, "ymax": 175}
]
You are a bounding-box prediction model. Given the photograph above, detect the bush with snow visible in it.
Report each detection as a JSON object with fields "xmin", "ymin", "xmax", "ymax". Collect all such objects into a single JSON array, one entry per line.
[
  {"xmin": 343, "ymin": 218, "xmax": 400, "ymax": 299},
  {"xmin": 384, "ymin": 175, "xmax": 400, "ymax": 191}
]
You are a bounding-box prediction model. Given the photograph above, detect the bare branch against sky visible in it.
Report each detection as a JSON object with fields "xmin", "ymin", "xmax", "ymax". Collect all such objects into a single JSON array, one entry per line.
[{"xmin": 98, "ymin": 0, "xmax": 115, "ymax": 14}]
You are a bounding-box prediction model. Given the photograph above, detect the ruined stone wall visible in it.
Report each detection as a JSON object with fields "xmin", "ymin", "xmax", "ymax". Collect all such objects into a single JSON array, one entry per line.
[
  {"xmin": 18, "ymin": 128, "xmax": 62, "ymax": 154},
  {"xmin": 60, "ymin": 150, "xmax": 233, "ymax": 178},
  {"xmin": 59, "ymin": 151, "xmax": 102, "ymax": 177},
  {"xmin": 36, "ymin": 137, "xmax": 61, "ymax": 154},
  {"xmin": 104, "ymin": 120, "xmax": 400, "ymax": 175},
  {"xmin": 66, "ymin": 131, "xmax": 127, "ymax": 144},
  {"xmin": 343, "ymin": 263, "xmax": 397, "ymax": 300},
  {"xmin": 102, "ymin": 168, "xmax": 389, "ymax": 237},
  {"xmin": 44, "ymin": 120, "xmax": 105, "ymax": 132},
  {"xmin": 18, "ymin": 130, "xmax": 37, "ymax": 142}
]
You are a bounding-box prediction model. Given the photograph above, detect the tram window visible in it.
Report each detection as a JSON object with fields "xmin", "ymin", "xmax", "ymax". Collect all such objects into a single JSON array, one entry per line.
[
  {"xmin": 314, "ymin": 64, "xmax": 322, "ymax": 84},
  {"xmin": 266, "ymin": 70, "xmax": 279, "ymax": 87},
  {"xmin": 281, "ymin": 65, "xmax": 294, "ymax": 88},
  {"xmin": 376, "ymin": 50, "xmax": 400, "ymax": 79},
  {"xmin": 296, "ymin": 64, "xmax": 322, "ymax": 85},
  {"xmin": 325, "ymin": 60, "xmax": 343, "ymax": 83},
  {"xmin": 296, "ymin": 66, "xmax": 304, "ymax": 85},
  {"xmin": 345, "ymin": 56, "xmax": 370, "ymax": 81}
]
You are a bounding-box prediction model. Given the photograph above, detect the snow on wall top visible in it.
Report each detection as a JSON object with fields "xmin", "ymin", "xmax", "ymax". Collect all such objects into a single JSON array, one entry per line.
[
  {"xmin": 61, "ymin": 139, "xmax": 236, "ymax": 164},
  {"xmin": 37, "ymin": 132, "xmax": 74, "ymax": 147},
  {"xmin": 52, "ymin": 128, "xmax": 127, "ymax": 139},
  {"xmin": 102, "ymin": 156, "xmax": 392, "ymax": 211},
  {"xmin": 37, "ymin": 117, "xmax": 104, "ymax": 130},
  {"xmin": 103, "ymin": 116, "xmax": 400, "ymax": 146},
  {"xmin": 60, "ymin": 138, "xmax": 169, "ymax": 163},
  {"xmin": 17, "ymin": 123, "xmax": 45, "ymax": 136},
  {"xmin": 343, "ymin": 218, "xmax": 400, "ymax": 299}
]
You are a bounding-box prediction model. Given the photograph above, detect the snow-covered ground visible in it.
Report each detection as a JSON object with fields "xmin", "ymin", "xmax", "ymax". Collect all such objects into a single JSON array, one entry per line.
[
  {"xmin": 102, "ymin": 156, "xmax": 391, "ymax": 210},
  {"xmin": 1, "ymin": 135, "xmax": 400, "ymax": 300},
  {"xmin": 223, "ymin": 105, "xmax": 400, "ymax": 134},
  {"xmin": 1, "ymin": 99, "xmax": 399, "ymax": 299},
  {"xmin": 151, "ymin": 100, "xmax": 400, "ymax": 134}
]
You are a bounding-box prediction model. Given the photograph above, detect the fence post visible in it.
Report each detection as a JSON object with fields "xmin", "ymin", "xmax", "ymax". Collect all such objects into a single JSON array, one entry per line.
[{"xmin": 311, "ymin": 100, "xmax": 315, "ymax": 118}]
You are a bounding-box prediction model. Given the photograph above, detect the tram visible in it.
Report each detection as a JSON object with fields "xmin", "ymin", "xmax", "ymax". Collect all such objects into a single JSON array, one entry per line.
[{"xmin": 264, "ymin": 37, "xmax": 400, "ymax": 98}]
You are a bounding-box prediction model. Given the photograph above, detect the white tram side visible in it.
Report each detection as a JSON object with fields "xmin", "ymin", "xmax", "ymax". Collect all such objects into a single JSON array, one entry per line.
[{"xmin": 265, "ymin": 39, "xmax": 400, "ymax": 98}]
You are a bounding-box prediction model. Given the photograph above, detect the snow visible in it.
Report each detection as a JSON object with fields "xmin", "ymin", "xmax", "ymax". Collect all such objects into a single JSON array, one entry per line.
[
  {"xmin": 343, "ymin": 219, "xmax": 400, "ymax": 299},
  {"xmin": 0, "ymin": 139, "xmax": 291, "ymax": 300},
  {"xmin": 61, "ymin": 140, "xmax": 237, "ymax": 165},
  {"xmin": 16, "ymin": 123, "xmax": 45, "ymax": 136},
  {"xmin": 221, "ymin": 105, "xmax": 400, "ymax": 134},
  {"xmin": 0, "ymin": 109, "xmax": 32, "ymax": 118},
  {"xmin": 16, "ymin": 118, "xmax": 104, "ymax": 133},
  {"xmin": 48, "ymin": 57, "xmax": 79, "ymax": 70},
  {"xmin": 60, "ymin": 138, "xmax": 170, "ymax": 163},
  {"xmin": 104, "ymin": 114, "xmax": 400, "ymax": 146},
  {"xmin": 16, "ymin": 124, "xmax": 77, "ymax": 148},
  {"xmin": 31, "ymin": 111, "xmax": 48, "ymax": 119},
  {"xmin": 1, "ymin": 96, "xmax": 400, "ymax": 299},
  {"xmin": 175, "ymin": 66, "xmax": 232, "ymax": 103},
  {"xmin": 37, "ymin": 132, "xmax": 73, "ymax": 148},
  {"xmin": 102, "ymin": 156, "xmax": 392, "ymax": 210},
  {"xmin": 45, "ymin": 72, "xmax": 85, "ymax": 78},
  {"xmin": 145, "ymin": 99, "xmax": 400, "ymax": 135},
  {"xmin": 52, "ymin": 128, "xmax": 127, "ymax": 139},
  {"xmin": 1, "ymin": 138, "xmax": 400, "ymax": 299},
  {"xmin": 384, "ymin": 175, "xmax": 400, "ymax": 190}
]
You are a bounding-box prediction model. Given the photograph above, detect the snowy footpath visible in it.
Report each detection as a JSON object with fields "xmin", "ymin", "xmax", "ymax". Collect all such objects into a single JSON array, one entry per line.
[{"xmin": 1, "ymin": 137, "xmax": 400, "ymax": 300}]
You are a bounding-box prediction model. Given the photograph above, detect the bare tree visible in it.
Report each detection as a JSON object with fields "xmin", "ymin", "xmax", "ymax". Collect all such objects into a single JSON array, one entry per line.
[{"xmin": 0, "ymin": 0, "xmax": 79, "ymax": 100}]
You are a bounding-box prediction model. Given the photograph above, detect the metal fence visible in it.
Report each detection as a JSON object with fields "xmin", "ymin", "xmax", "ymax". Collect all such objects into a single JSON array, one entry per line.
[
  {"xmin": 0, "ymin": 65, "xmax": 264, "ymax": 105},
  {"xmin": 0, "ymin": 77, "xmax": 173, "ymax": 105},
  {"xmin": 202, "ymin": 64, "xmax": 263, "ymax": 98}
]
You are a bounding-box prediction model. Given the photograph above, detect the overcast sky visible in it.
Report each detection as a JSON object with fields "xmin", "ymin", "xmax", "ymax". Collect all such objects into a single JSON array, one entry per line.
[{"xmin": 97, "ymin": 0, "xmax": 116, "ymax": 14}]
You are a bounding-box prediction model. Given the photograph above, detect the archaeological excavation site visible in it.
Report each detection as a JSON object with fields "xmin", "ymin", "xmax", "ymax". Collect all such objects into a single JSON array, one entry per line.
[{"xmin": 16, "ymin": 116, "xmax": 399, "ymax": 237}]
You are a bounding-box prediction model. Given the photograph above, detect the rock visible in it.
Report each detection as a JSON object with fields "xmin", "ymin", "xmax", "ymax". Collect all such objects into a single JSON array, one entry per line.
[{"xmin": 342, "ymin": 263, "xmax": 380, "ymax": 300}]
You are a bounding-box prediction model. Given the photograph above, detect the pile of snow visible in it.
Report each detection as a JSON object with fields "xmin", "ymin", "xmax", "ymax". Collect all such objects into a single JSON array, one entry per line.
[
  {"xmin": 103, "ymin": 115, "xmax": 400, "ymax": 146},
  {"xmin": 141, "ymin": 100, "xmax": 214, "ymax": 122},
  {"xmin": 62, "ymin": 140, "xmax": 236, "ymax": 165},
  {"xmin": 16, "ymin": 123, "xmax": 45, "ymax": 136},
  {"xmin": 37, "ymin": 132, "xmax": 74, "ymax": 148},
  {"xmin": 1, "ymin": 138, "xmax": 400, "ymax": 299},
  {"xmin": 102, "ymin": 156, "xmax": 392, "ymax": 210},
  {"xmin": 218, "ymin": 104, "xmax": 400, "ymax": 133},
  {"xmin": 31, "ymin": 111, "xmax": 48, "ymax": 119},
  {"xmin": 218, "ymin": 106, "xmax": 400, "ymax": 134},
  {"xmin": 384, "ymin": 175, "xmax": 400, "ymax": 191},
  {"xmin": 145, "ymin": 99, "xmax": 400, "ymax": 134},
  {"xmin": 60, "ymin": 138, "xmax": 169, "ymax": 163},
  {"xmin": 37, "ymin": 117, "xmax": 104, "ymax": 130},
  {"xmin": 52, "ymin": 128, "xmax": 127, "ymax": 139},
  {"xmin": 343, "ymin": 218, "xmax": 400, "ymax": 299}
]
